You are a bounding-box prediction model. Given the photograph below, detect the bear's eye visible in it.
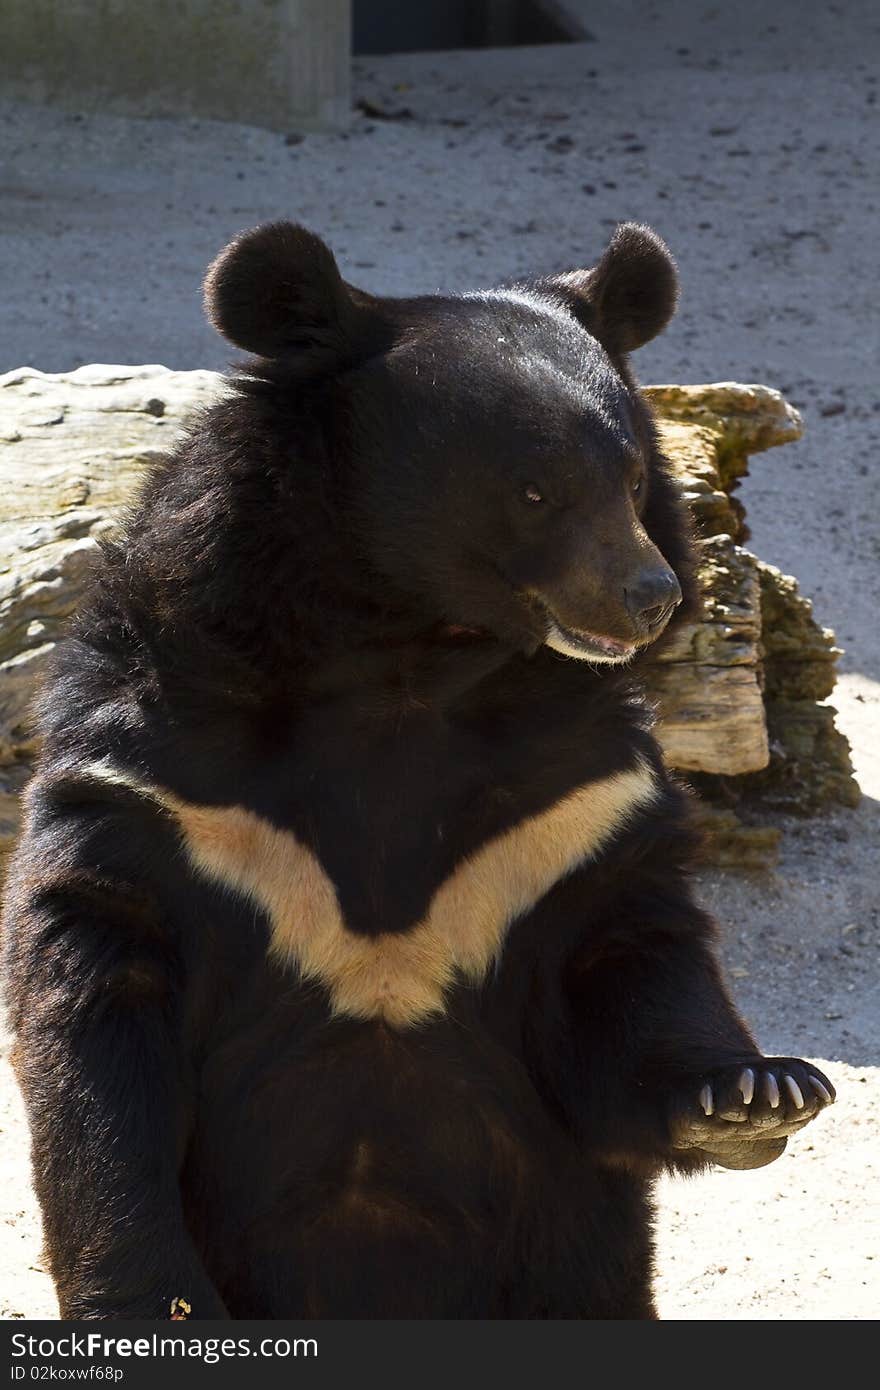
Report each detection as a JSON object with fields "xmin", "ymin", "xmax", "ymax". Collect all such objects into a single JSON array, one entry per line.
[
  {"xmin": 523, "ymin": 483, "xmax": 544, "ymax": 504},
  {"xmin": 632, "ymin": 475, "xmax": 644, "ymax": 498}
]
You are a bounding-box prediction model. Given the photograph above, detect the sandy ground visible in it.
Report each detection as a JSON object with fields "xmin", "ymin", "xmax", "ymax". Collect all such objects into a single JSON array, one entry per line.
[{"xmin": 1, "ymin": 0, "xmax": 877, "ymax": 1321}]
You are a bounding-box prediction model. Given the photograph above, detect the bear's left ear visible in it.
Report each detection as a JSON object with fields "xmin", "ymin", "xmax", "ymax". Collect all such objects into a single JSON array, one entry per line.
[
  {"xmin": 203, "ymin": 220, "xmax": 382, "ymax": 370},
  {"xmin": 546, "ymin": 223, "xmax": 679, "ymax": 356}
]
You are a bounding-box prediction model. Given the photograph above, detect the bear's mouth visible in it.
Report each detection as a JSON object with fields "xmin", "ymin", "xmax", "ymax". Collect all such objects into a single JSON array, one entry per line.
[
  {"xmin": 433, "ymin": 622, "xmax": 495, "ymax": 646},
  {"xmin": 543, "ymin": 618, "xmax": 637, "ymax": 665}
]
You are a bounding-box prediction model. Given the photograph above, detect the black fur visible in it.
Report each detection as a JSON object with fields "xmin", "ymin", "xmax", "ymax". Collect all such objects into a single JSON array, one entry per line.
[
  {"xmin": 543, "ymin": 222, "xmax": 679, "ymax": 357},
  {"xmin": 1, "ymin": 222, "xmax": 833, "ymax": 1320}
]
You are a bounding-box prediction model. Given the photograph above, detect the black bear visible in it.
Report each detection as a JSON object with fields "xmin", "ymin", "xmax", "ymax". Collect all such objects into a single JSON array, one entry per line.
[{"xmin": 1, "ymin": 222, "xmax": 834, "ymax": 1320}]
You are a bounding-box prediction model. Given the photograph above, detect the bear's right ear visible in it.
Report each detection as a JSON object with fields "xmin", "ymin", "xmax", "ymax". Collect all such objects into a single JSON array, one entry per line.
[
  {"xmin": 545, "ymin": 223, "xmax": 679, "ymax": 357},
  {"xmin": 203, "ymin": 221, "xmax": 374, "ymax": 368}
]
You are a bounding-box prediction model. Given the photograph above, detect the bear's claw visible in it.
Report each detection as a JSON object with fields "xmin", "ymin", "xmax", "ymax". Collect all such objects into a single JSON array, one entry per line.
[{"xmin": 671, "ymin": 1058, "xmax": 835, "ymax": 1169}]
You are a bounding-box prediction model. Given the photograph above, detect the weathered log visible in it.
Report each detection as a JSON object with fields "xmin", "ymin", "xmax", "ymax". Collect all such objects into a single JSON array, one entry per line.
[
  {"xmin": 643, "ymin": 384, "xmax": 858, "ymax": 855},
  {"xmin": 690, "ymin": 561, "xmax": 859, "ymax": 818},
  {"xmin": 644, "ymin": 383, "xmax": 809, "ymax": 780},
  {"xmin": 648, "ymin": 534, "xmax": 767, "ymax": 775},
  {"xmin": 0, "ymin": 367, "xmax": 858, "ymax": 873}
]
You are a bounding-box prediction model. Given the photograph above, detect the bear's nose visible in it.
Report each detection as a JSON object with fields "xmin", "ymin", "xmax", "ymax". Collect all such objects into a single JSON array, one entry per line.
[{"xmin": 624, "ymin": 567, "xmax": 682, "ymax": 633}]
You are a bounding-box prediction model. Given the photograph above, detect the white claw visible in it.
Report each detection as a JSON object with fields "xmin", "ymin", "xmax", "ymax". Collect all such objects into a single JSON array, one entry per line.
[
  {"xmin": 811, "ymin": 1077, "xmax": 833, "ymax": 1105},
  {"xmin": 699, "ymin": 1084, "xmax": 714, "ymax": 1116},
  {"xmin": 784, "ymin": 1074, "xmax": 805, "ymax": 1110},
  {"xmin": 738, "ymin": 1068, "xmax": 756, "ymax": 1105},
  {"xmin": 764, "ymin": 1072, "xmax": 781, "ymax": 1108}
]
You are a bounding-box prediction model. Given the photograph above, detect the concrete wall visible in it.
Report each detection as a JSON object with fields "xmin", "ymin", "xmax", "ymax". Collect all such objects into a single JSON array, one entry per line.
[
  {"xmin": 0, "ymin": 0, "xmax": 351, "ymax": 131},
  {"xmin": 353, "ymin": 0, "xmax": 580, "ymax": 54}
]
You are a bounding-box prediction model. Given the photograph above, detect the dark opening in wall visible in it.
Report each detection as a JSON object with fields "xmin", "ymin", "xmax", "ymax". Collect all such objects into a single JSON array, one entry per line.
[{"xmin": 353, "ymin": 1, "xmax": 586, "ymax": 56}]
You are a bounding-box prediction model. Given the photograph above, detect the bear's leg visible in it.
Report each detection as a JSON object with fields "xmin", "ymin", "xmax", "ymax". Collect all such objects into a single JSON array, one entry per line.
[
  {"xmin": 551, "ymin": 873, "xmax": 835, "ymax": 1176},
  {"xmin": 2, "ymin": 792, "xmax": 227, "ymax": 1320}
]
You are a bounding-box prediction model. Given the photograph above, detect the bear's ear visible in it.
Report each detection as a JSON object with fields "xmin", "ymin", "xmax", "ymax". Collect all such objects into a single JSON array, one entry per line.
[
  {"xmin": 547, "ymin": 223, "xmax": 679, "ymax": 356},
  {"xmin": 204, "ymin": 221, "xmax": 369, "ymax": 367}
]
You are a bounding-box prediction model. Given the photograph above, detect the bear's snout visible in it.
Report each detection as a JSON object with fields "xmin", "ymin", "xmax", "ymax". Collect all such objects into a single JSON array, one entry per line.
[{"xmin": 624, "ymin": 566, "xmax": 682, "ymax": 637}]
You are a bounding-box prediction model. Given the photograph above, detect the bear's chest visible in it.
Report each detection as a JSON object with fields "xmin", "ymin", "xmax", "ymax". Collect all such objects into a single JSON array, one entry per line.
[
  {"xmin": 167, "ymin": 761, "xmax": 655, "ymax": 1029},
  {"xmin": 239, "ymin": 687, "xmax": 649, "ymax": 922},
  {"xmin": 92, "ymin": 675, "xmax": 658, "ymax": 1027}
]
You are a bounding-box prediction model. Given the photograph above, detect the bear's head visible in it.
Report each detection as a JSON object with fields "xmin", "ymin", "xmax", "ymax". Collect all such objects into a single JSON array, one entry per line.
[{"xmin": 204, "ymin": 220, "xmax": 696, "ymax": 665}]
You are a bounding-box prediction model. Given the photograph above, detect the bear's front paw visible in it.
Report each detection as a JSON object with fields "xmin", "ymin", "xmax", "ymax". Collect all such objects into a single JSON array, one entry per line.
[{"xmin": 670, "ymin": 1058, "xmax": 835, "ymax": 1170}]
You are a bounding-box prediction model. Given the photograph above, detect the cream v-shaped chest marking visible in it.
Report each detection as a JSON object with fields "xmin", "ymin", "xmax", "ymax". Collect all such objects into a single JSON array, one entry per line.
[{"xmin": 81, "ymin": 758, "xmax": 658, "ymax": 1028}]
